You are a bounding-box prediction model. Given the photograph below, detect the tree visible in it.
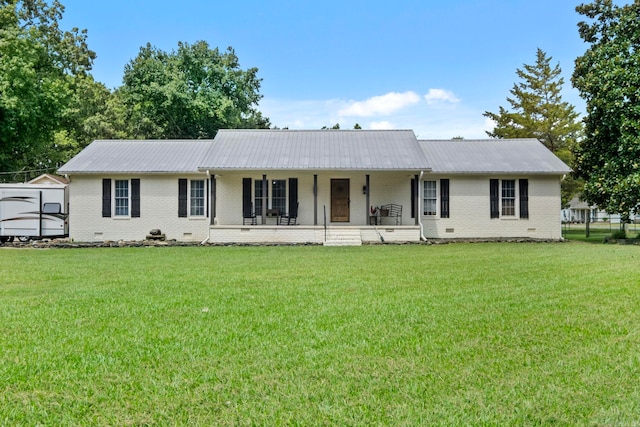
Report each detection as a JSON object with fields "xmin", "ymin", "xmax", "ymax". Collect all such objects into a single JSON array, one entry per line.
[
  {"xmin": 572, "ymin": 0, "xmax": 640, "ymax": 222},
  {"xmin": 484, "ymin": 48, "xmax": 583, "ymax": 205},
  {"xmin": 118, "ymin": 41, "xmax": 269, "ymax": 139},
  {"xmin": 51, "ymin": 76, "xmax": 130, "ymax": 165},
  {"xmin": 321, "ymin": 123, "xmax": 341, "ymax": 130},
  {"xmin": 484, "ymin": 48, "xmax": 582, "ymax": 153},
  {"xmin": 0, "ymin": 0, "xmax": 95, "ymax": 180}
]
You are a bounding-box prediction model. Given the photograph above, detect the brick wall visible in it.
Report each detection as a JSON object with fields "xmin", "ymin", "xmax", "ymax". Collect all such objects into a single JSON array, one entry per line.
[
  {"xmin": 68, "ymin": 174, "xmax": 210, "ymax": 242},
  {"xmin": 421, "ymin": 174, "xmax": 563, "ymax": 239},
  {"xmin": 67, "ymin": 172, "xmax": 564, "ymax": 243}
]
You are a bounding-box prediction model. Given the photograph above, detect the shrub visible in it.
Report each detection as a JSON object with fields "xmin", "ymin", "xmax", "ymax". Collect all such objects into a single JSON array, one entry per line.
[{"xmin": 611, "ymin": 229, "xmax": 627, "ymax": 240}]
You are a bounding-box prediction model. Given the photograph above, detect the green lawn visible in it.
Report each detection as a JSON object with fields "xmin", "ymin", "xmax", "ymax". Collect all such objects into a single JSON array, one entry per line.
[
  {"xmin": 562, "ymin": 222, "xmax": 640, "ymax": 243},
  {"xmin": 1, "ymin": 243, "xmax": 639, "ymax": 425}
]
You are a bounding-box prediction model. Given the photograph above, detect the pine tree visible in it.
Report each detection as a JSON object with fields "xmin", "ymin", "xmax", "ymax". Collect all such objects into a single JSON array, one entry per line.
[
  {"xmin": 484, "ymin": 48, "xmax": 582, "ymax": 154},
  {"xmin": 484, "ymin": 49, "xmax": 583, "ymax": 206}
]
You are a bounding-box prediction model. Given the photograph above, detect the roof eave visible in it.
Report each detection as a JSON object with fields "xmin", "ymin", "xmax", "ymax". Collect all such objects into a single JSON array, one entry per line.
[
  {"xmin": 426, "ymin": 170, "xmax": 571, "ymax": 175},
  {"xmin": 198, "ymin": 167, "xmax": 432, "ymax": 172}
]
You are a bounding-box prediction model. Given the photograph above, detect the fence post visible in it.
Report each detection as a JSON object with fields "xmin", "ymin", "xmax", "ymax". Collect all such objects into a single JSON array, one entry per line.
[{"xmin": 586, "ymin": 214, "xmax": 590, "ymax": 238}]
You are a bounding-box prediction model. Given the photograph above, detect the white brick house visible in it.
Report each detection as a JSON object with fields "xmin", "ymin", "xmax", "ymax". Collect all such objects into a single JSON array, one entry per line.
[{"xmin": 58, "ymin": 130, "xmax": 570, "ymax": 244}]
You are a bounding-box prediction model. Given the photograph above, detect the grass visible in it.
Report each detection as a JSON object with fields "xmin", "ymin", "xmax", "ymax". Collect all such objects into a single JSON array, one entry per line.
[
  {"xmin": 562, "ymin": 222, "xmax": 640, "ymax": 243},
  {"xmin": 1, "ymin": 243, "xmax": 640, "ymax": 425}
]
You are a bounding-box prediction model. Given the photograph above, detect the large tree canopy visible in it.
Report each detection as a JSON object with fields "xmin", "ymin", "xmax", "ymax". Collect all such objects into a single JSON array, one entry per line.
[
  {"xmin": 484, "ymin": 48, "xmax": 583, "ymax": 205},
  {"xmin": 0, "ymin": 0, "xmax": 95, "ymax": 180},
  {"xmin": 118, "ymin": 41, "xmax": 270, "ymax": 139},
  {"xmin": 572, "ymin": 0, "xmax": 640, "ymax": 221}
]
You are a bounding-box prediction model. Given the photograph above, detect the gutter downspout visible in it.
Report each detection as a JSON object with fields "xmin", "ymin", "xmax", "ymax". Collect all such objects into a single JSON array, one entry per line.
[
  {"xmin": 201, "ymin": 170, "xmax": 211, "ymax": 245},
  {"xmin": 418, "ymin": 170, "xmax": 427, "ymax": 242}
]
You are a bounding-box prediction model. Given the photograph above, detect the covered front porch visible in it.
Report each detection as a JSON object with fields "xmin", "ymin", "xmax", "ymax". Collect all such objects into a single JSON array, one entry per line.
[
  {"xmin": 206, "ymin": 170, "xmax": 423, "ymax": 244},
  {"xmin": 207, "ymin": 171, "xmax": 423, "ymax": 244}
]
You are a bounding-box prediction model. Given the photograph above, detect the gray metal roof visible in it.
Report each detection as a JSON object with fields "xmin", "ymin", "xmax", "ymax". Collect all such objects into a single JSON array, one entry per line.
[
  {"xmin": 58, "ymin": 140, "xmax": 215, "ymax": 174},
  {"xmin": 566, "ymin": 196, "xmax": 592, "ymax": 209},
  {"xmin": 199, "ymin": 129, "xmax": 431, "ymax": 171},
  {"xmin": 418, "ymin": 139, "xmax": 571, "ymax": 175},
  {"xmin": 58, "ymin": 134, "xmax": 571, "ymax": 176}
]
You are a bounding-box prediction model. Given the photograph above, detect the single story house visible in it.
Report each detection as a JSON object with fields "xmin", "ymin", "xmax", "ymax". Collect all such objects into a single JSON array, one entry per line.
[
  {"xmin": 561, "ymin": 197, "xmax": 639, "ymax": 224},
  {"xmin": 58, "ymin": 129, "xmax": 571, "ymax": 244}
]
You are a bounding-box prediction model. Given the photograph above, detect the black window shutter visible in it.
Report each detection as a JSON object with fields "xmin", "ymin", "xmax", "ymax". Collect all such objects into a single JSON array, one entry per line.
[
  {"xmin": 242, "ymin": 178, "xmax": 252, "ymax": 217},
  {"xmin": 102, "ymin": 178, "xmax": 111, "ymax": 218},
  {"xmin": 289, "ymin": 178, "xmax": 298, "ymax": 215},
  {"xmin": 440, "ymin": 179, "xmax": 450, "ymax": 218},
  {"xmin": 131, "ymin": 179, "xmax": 140, "ymax": 218},
  {"xmin": 178, "ymin": 179, "xmax": 188, "ymax": 217},
  {"xmin": 490, "ymin": 179, "xmax": 500, "ymax": 218},
  {"xmin": 410, "ymin": 178, "xmax": 416, "ymax": 219},
  {"xmin": 206, "ymin": 178, "xmax": 210, "ymax": 218},
  {"xmin": 519, "ymin": 179, "xmax": 529, "ymax": 219}
]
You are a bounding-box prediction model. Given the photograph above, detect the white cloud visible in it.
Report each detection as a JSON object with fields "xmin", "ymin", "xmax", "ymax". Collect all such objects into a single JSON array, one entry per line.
[
  {"xmin": 483, "ymin": 116, "xmax": 497, "ymax": 134},
  {"xmin": 259, "ymin": 93, "xmax": 492, "ymax": 139},
  {"xmin": 369, "ymin": 121, "xmax": 395, "ymax": 130},
  {"xmin": 424, "ymin": 88, "xmax": 460, "ymax": 105},
  {"xmin": 338, "ymin": 91, "xmax": 420, "ymax": 117}
]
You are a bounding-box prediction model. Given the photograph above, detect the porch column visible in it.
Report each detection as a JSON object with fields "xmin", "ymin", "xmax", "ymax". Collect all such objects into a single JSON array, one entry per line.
[
  {"xmin": 261, "ymin": 174, "xmax": 267, "ymax": 224},
  {"xmin": 313, "ymin": 174, "xmax": 318, "ymax": 225},
  {"xmin": 415, "ymin": 174, "xmax": 419, "ymax": 225},
  {"xmin": 365, "ymin": 174, "xmax": 370, "ymax": 224}
]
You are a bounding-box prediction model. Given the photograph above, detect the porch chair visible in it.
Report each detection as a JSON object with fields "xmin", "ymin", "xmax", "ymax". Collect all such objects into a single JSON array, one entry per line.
[
  {"xmin": 243, "ymin": 202, "xmax": 257, "ymax": 225},
  {"xmin": 278, "ymin": 203, "xmax": 299, "ymax": 225},
  {"xmin": 379, "ymin": 204, "xmax": 402, "ymax": 225}
]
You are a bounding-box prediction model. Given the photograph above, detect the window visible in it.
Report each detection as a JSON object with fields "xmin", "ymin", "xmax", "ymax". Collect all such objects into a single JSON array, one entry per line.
[
  {"xmin": 490, "ymin": 179, "xmax": 528, "ymax": 219},
  {"xmin": 423, "ymin": 181, "xmax": 437, "ymax": 215},
  {"xmin": 421, "ymin": 179, "xmax": 450, "ymax": 218},
  {"xmin": 115, "ymin": 180, "xmax": 129, "ymax": 216},
  {"xmin": 42, "ymin": 203, "xmax": 61, "ymax": 214},
  {"xmin": 179, "ymin": 179, "xmax": 207, "ymax": 217},
  {"xmin": 102, "ymin": 178, "xmax": 139, "ymax": 218},
  {"xmin": 243, "ymin": 177, "xmax": 298, "ymax": 219},
  {"xmin": 501, "ymin": 179, "xmax": 516, "ymax": 216},
  {"xmin": 272, "ymin": 179, "xmax": 286, "ymax": 214},
  {"xmin": 190, "ymin": 180, "xmax": 205, "ymax": 216},
  {"xmin": 255, "ymin": 180, "xmax": 268, "ymax": 214}
]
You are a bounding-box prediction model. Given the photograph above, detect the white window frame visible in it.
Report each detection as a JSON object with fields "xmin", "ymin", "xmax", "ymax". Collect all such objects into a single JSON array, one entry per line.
[
  {"xmin": 252, "ymin": 178, "xmax": 288, "ymax": 215},
  {"xmin": 114, "ymin": 179, "xmax": 130, "ymax": 217},
  {"xmin": 423, "ymin": 180, "xmax": 437, "ymax": 216},
  {"xmin": 189, "ymin": 179, "xmax": 205, "ymax": 217},
  {"xmin": 254, "ymin": 180, "xmax": 268, "ymax": 215},
  {"xmin": 271, "ymin": 179, "xmax": 287, "ymax": 214},
  {"xmin": 501, "ymin": 179, "xmax": 516, "ymax": 217}
]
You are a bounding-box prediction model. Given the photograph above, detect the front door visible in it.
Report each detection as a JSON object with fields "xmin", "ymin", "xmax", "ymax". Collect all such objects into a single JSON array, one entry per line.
[{"xmin": 331, "ymin": 179, "xmax": 350, "ymax": 222}]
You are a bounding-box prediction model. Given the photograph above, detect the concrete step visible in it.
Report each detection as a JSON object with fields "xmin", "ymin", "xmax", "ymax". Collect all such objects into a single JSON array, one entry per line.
[{"xmin": 323, "ymin": 229, "xmax": 363, "ymax": 246}]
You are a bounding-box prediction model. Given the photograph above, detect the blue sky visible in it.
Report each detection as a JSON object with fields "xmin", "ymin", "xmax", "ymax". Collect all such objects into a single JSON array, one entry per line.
[{"xmin": 61, "ymin": 0, "xmax": 593, "ymax": 139}]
